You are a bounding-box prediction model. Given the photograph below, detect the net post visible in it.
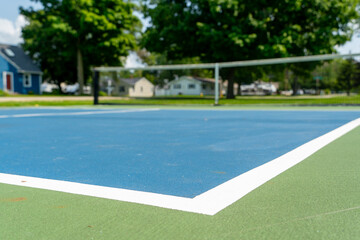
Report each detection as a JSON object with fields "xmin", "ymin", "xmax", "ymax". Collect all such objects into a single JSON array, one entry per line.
[
  {"xmin": 214, "ymin": 63, "xmax": 220, "ymax": 105},
  {"xmin": 93, "ymin": 70, "xmax": 99, "ymax": 105}
]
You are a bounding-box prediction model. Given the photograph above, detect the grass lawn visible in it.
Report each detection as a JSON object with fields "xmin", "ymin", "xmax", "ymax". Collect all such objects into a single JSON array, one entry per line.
[
  {"xmin": 0, "ymin": 100, "xmax": 93, "ymax": 107},
  {"xmin": 0, "ymin": 94, "xmax": 359, "ymax": 107},
  {"xmin": 101, "ymin": 95, "xmax": 360, "ymax": 106}
]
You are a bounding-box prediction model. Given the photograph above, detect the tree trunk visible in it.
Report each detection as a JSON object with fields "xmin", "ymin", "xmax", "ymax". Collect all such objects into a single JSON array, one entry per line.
[
  {"xmin": 225, "ymin": 69, "xmax": 235, "ymax": 99},
  {"xmin": 291, "ymin": 76, "xmax": 298, "ymax": 96},
  {"xmin": 56, "ymin": 80, "xmax": 63, "ymax": 94},
  {"xmin": 77, "ymin": 46, "xmax": 84, "ymax": 95},
  {"xmin": 112, "ymin": 71, "xmax": 118, "ymax": 95},
  {"xmin": 237, "ymin": 81, "xmax": 242, "ymax": 96},
  {"xmin": 284, "ymin": 69, "xmax": 289, "ymax": 90}
]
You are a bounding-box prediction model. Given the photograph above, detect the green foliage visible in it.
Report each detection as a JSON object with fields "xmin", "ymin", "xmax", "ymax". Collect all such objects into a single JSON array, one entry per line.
[
  {"xmin": 337, "ymin": 58, "xmax": 360, "ymax": 95},
  {"xmin": 143, "ymin": 0, "xmax": 357, "ymax": 61},
  {"xmin": 99, "ymin": 91, "xmax": 108, "ymax": 96},
  {"xmin": 21, "ymin": 0, "xmax": 141, "ymax": 92},
  {"xmin": 0, "ymin": 89, "xmax": 9, "ymax": 96},
  {"xmin": 312, "ymin": 59, "xmax": 345, "ymax": 91},
  {"xmin": 142, "ymin": 0, "xmax": 358, "ymax": 98}
]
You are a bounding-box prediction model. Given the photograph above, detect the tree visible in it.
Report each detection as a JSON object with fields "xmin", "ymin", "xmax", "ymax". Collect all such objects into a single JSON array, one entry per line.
[
  {"xmin": 142, "ymin": 0, "xmax": 358, "ymax": 98},
  {"xmin": 21, "ymin": 0, "xmax": 141, "ymax": 94},
  {"xmin": 312, "ymin": 59, "xmax": 345, "ymax": 93},
  {"xmin": 338, "ymin": 59, "xmax": 360, "ymax": 95}
]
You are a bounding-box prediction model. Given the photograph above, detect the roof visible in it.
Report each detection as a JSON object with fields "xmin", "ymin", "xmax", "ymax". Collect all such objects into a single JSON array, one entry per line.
[
  {"xmin": 193, "ymin": 77, "xmax": 217, "ymax": 84},
  {"xmin": 120, "ymin": 77, "xmax": 143, "ymax": 86},
  {"xmin": 171, "ymin": 76, "xmax": 218, "ymax": 84},
  {"xmin": 0, "ymin": 44, "xmax": 42, "ymax": 74}
]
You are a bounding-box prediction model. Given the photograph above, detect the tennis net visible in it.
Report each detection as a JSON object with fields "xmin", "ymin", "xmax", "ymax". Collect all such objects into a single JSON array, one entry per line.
[{"xmin": 93, "ymin": 53, "xmax": 360, "ymax": 106}]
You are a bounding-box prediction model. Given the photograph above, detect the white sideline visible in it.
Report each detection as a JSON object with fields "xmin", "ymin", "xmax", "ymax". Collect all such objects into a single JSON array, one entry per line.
[
  {"xmin": 0, "ymin": 115, "xmax": 359, "ymax": 215},
  {"xmin": 0, "ymin": 108, "xmax": 160, "ymax": 118}
]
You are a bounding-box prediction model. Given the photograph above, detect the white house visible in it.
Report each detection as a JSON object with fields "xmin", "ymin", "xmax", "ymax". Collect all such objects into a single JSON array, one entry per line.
[
  {"xmin": 101, "ymin": 77, "xmax": 154, "ymax": 97},
  {"xmin": 156, "ymin": 76, "xmax": 221, "ymax": 96},
  {"xmin": 127, "ymin": 77, "xmax": 154, "ymax": 97}
]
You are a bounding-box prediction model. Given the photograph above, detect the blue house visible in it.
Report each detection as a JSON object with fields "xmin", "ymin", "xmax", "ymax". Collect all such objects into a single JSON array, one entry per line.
[{"xmin": 0, "ymin": 44, "xmax": 42, "ymax": 94}]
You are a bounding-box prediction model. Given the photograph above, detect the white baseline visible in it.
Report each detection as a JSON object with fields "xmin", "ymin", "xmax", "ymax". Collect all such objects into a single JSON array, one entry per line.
[{"xmin": 0, "ymin": 111, "xmax": 359, "ymax": 215}]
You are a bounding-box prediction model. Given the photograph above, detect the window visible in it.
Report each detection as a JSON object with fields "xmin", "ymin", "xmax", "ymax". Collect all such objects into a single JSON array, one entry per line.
[
  {"xmin": 173, "ymin": 84, "xmax": 181, "ymax": 89},
  {"xmin": 188, "ymin": 84, "xmax": 196, "ymax": 89},
  {"xmin": 140, "ymin": 86, "xmax": 143, "ymax": 92},
  {"xmin": 119, "ymin": 86, "xmax": 125, "ymax": 92},
  {"xmin": 23, "ymin": 74, "xmax": 32, "ymax": 87},
  {"xmin": 5, "ymin": 48, "xmax": 15, "ymax": 57},
  {"xmin": 202, "ymin": 84, "xmax": 207, "ymax": 90}
]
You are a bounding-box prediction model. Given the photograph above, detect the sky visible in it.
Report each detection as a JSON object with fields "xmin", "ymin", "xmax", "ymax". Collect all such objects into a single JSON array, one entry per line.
[
  {"xmin": 0, "ymin": 0, "xmax": 41, "ymax": 45},
  {"xmin": 0, "ymin": 0, "xmax": 359, "ymax": 65}
]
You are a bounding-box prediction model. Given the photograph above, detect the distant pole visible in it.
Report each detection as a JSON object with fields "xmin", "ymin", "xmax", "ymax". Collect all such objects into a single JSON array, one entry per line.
[
  {"xmin": 93, "ymin": 70, "xmax": 99, "ymax": 105},
  {"xmin": 214, "ymin": 63, "xmax": 219, "ymax": 105},
  {"xmin": 107, "ymin": 79, "xmax": 113, "ymax": 96},
  {"xmin": 316, "ymin": 78, "xmax": 319, "ymax": 95}
]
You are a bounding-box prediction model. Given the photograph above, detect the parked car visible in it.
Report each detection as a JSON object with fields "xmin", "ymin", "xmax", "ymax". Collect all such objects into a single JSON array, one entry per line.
[
  {"xmin": 64, "ymin": 83, "xmax": 91, "ymax": 94},
  {"xmin": 41, "ymin": 82, "xmax": 59, "ymax": 93},
  {"xmin": 64, "ymin": 83, "xmax": 79, "ymax": 94}
]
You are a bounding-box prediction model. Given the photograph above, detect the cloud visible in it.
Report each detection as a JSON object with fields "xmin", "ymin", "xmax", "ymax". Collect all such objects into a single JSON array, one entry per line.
[
  {"xmin": 336, "ymin": 36, "xmax": 360, "ymax": 54},
  {"xmin": 0, "ymin": 15, "xmax": 27, "ymax": 45},
  {"xmin": 125, "ymin": 51, "xmax": 145, "ymax": 68}
]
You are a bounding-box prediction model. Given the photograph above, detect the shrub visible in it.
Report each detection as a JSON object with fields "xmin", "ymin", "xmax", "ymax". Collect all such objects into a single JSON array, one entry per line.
[
  {"xmin": 0, "ymin": 89, "xmax": 9, "ymax": 96},
  {"xmin": 99, "ymin": 91, "xmax": 107, "ymax": 96}
]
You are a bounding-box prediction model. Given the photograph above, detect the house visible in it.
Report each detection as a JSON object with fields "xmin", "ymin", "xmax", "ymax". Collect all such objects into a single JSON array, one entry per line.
[
  {"xmin": 156, "ymin": 76, "xmax": 221, "ymax": 96},
  {"xmin": 101, "ymin": 77, "xmax": 154, "ymax": 97},
  {"xmin": 0, "ymin": 44, "xmax": 42, "ymax": 94}
]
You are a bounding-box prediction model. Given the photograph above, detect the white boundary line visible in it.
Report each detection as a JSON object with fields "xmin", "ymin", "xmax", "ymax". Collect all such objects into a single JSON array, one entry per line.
[
  {"xmin": 0, "ymin": 110, "xmax": 359, "ymax": 215},
  {"xmin": 0, "ymin": 108, "xmax": 160, "ymax": 118}
]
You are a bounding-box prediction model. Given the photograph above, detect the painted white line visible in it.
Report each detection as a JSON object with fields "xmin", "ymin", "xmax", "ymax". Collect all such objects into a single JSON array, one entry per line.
[
  {"xmin": 0, "ymin": 173, "xmax": 194, "ymax": 211},
  {"xmin": 0, "ymin": 118, "xmax": 359, "ymax": 215},
  {"xmin": 191, "ymin": 117, "xmax": 360, "ymax": 215},
  {"xmin": 0, "ymin": 108, "xmax": 160, "ymax": 118}
]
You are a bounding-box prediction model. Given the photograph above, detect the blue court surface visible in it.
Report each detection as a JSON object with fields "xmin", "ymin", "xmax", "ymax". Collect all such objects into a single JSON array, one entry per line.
[{"xmin": 0, "ymin": 108, "xmax": 359, "ymax": 198}]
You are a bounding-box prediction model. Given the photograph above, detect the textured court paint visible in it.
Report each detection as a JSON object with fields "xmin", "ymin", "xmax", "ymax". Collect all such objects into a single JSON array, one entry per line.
[
  {"xmin": 0, "ymin": 126, "xmax": 359, "ymax": 240},
  {"xmin": 0, "ymin": 108, "xmax": 359, "ymax": 199},
  {"xmin": 1, "ymin": 117, "xmax": 359, "ymax": 215}
]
